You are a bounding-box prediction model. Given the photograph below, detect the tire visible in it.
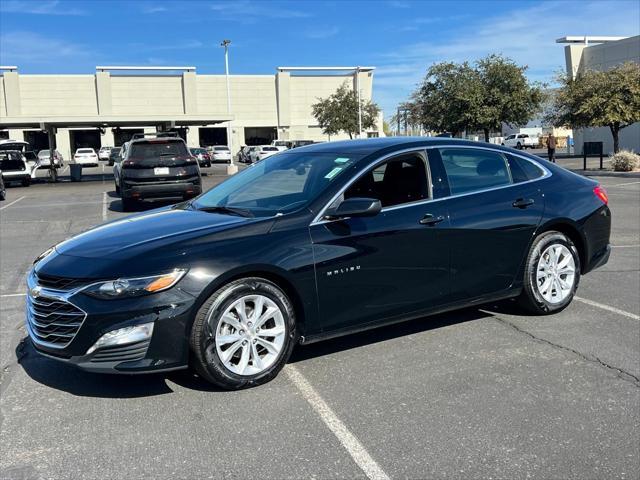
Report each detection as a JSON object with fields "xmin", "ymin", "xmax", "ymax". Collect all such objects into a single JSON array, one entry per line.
[
  {"xmin": 518, "ymin": 231, "xmax": 581, "ymax": 315},
  {"xmin": 121, "ymin": 197, "xmax": 134, "ymax": 211},
  {"xmin": 516, "ymin": 142, "xmax": 522, "ymax": 150},
  {"xmin": 22, "ymin": 177, "xmax": 31, "ymax": 187},
  {"xmin": 190, "ymin": 277, "xmax": 297, "ymax": 390}
]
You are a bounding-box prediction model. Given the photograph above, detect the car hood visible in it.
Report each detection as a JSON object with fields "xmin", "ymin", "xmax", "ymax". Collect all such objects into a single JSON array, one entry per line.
[{"xmin": 53, "ymin": 206, "xmax": 259, "ymax": 261}]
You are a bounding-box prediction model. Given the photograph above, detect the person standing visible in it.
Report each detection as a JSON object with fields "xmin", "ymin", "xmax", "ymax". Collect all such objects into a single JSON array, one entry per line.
[{"xmin": 547, "ymin": 134, "xmax": 556, "ymax": 163}]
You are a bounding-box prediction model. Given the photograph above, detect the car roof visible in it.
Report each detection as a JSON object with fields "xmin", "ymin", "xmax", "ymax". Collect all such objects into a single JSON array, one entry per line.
[{"xmin": 288, "ymin": 137, "xmax": 516, "ymax": 156}]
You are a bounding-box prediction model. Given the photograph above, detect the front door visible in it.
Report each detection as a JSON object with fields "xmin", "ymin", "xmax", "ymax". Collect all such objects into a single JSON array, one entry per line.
[{"xmin": 309, "ymin": 151, "xmax": 451, "ymax": 333}]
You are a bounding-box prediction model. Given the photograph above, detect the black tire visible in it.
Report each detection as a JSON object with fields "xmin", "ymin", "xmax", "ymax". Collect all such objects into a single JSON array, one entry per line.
[
  {"xmin": 518, "ymin": 231, "xmax": 581, "ymax": 315},
  {"xmin": 516, "ymin": 142, "xmax": 522, "ymax": 150},
  {"xmin": 121, "ymin": 197, "xmax": 134, "ymax": 211},
  {"xmin": 190, "ymin": 277, "xmax": 297, "ymax": 390},
  {"xmin": 22, "ymin": 177, "xmax": 31, "ymax": 187}
]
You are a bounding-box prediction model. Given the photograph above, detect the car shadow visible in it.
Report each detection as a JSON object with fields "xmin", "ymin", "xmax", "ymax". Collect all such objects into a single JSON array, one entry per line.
[
  {"xmin": 17, "ymin": 303, "xmax": 519, "ymax": 398},
  {"xmin": 17, "ymin": 338, "xmax": 229, "ymax": 398}
]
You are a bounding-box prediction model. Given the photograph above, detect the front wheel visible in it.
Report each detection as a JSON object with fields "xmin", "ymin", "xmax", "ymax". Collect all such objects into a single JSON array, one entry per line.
[
  {"xmin": 190, "ymin": 278, "xmax": 297, "ymax": 390},
  {"xmin": 518, "ymin": 231, "xmax": 580, "ymax": 314},
  {"xmin": 516, "ymin": 142, "xmax": 522, "ymax": 150}
]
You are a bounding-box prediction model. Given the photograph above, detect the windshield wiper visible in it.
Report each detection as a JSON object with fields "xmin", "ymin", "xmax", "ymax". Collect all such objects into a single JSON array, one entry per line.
[{"xmin": 196, "ymin": 205, "xmax": 254, "ymax": 217}]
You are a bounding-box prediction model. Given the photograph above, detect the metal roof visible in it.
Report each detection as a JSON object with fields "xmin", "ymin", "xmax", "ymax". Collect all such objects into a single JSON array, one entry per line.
[{"xmin": 0, "ymin": 115, "xmax": 233, "ymax": 129}]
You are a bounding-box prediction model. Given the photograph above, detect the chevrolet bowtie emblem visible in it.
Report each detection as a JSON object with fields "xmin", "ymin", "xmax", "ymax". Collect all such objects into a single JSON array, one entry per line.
[{"xmin": 30, "ymin": 286, "xmax": 42, "ymax": 298}]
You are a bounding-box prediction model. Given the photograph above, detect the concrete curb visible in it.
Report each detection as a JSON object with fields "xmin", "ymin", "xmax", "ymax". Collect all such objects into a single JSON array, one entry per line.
[{"xmin": 570, "ymin": 169, "xmax": 640, "ymax": 179}]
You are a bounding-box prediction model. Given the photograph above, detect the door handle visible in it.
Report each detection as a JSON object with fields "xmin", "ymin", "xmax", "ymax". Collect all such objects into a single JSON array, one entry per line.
[
  {"xmin": 419, "ymin": 214, "xmax": 445, "ymax": 226},
  {"xmin": 512, "ymin": 198, "xmax": 535, "ymax": 209}
]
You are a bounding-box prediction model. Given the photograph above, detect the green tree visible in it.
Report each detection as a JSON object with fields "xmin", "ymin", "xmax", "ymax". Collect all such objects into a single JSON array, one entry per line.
[
  {"xmin": 406, "ymin": 55, "xmax": 543, "ymax": 141},
  {"xmin": 312, "ymin": 82, "xmax": 381, "ymax": 139},
  {"xmin": 546, "ymin": 61, "xmax": 640, "ymax": 153}
]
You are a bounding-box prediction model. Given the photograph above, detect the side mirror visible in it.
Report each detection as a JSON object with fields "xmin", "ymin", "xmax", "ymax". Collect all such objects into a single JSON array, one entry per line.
[{"xmin": 325, "ymin": 197, "xmax": 382, "ymax": 219}]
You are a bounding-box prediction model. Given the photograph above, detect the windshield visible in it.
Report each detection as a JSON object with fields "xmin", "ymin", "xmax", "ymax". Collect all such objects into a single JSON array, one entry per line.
[
  {"xmin": 38, "ymin": 150, "xmax": 50, "ymax": 157},
  {"xmin": 214, "ymin": 147, "xmax": 229, "ymax": 151},
  {"xmin": 192, "ymin": 151, "xmax": 362, "ymax": 217}
]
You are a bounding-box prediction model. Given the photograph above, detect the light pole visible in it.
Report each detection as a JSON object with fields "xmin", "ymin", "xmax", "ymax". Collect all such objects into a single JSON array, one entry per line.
[{"xmin": 221, "ymin": 39, "xmax": 237, "ymax": 174}]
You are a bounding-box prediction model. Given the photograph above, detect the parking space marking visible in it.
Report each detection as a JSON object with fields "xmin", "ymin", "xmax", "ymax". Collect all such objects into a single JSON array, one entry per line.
[
  {"xmin": 0, "ymin": 293, "xmax": 26, "ymax": 298},
  {"xmin": 285, "ymin": 366, "xmax": 390, "ymax": 480},
  {"xmin": 0, "ymin": 196, "xmax": 26, "ymax": 211},
  {"xmin": 612, "ymin": 244, "xmax": 640, "ymax": 248},
  {"xmin": 608, "ymin": 181, "xmax": 640, "ymax": 187},
  {"xmin": 102, "ymin": 192, "xmax": 108, "ymax": 221},
  {"xmin": 575, "ymin": 296, "xmax": 639, "ymax": 320}
]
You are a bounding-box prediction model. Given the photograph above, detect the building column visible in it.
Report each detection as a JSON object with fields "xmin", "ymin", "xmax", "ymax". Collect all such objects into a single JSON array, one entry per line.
[
  {"xmin": 55, "ymin": 128, "xmax": 72, "ymax": 160},
  {"xmin": 275, "ymin": 71, "xmax": 291, "ymax": 135},
  {"xmin": 101, "ymin": 127, "xmax": 115, "ymax": 148},
  {"xmin": 182, "ymin": 72, "xmax": 197, "ymax": 114},
  {"xmin": 187, "ymin": 126, "xmax": 200, "ymax": 147},
  {"xmin": 3, "ymin": 71, "xmax": 21, "ymax": 116},
  {"xmin": 95, "ymin": 71, "xmax": 112, "ymax": 115}
]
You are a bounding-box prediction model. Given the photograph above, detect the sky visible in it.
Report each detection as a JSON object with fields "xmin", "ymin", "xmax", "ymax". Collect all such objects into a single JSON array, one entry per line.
[{"xmin": 1, "ymin": 0, "xmax": 639, "ymax": 119}]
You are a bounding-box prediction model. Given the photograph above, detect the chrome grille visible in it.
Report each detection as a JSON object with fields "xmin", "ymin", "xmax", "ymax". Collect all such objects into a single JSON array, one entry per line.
[{"xmin": 26, "ymin": 293, "xmax": 86, "ymax": 348}]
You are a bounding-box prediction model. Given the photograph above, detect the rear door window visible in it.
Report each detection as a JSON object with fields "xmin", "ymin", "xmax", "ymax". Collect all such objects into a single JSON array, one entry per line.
[
  {"xmin": 128, "ymin": 140, "xmax": 189, "ymax": 166},
  {"xmin": 439, "ymin": 148, "xmax": 512, "ymax": 195}
]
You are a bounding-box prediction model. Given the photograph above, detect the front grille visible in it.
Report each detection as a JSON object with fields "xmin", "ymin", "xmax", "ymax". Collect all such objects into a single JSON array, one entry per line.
[
  {"xmin": 90, "ymin": 339, "xmax": 150, "ymax": 363},
  {"xmin": 35, "ymin": 273, "xmax": 93, "ymax": 291},
  {"xmin": 26, "ymin": 294, "xmax": 85, "ymax": 347}
]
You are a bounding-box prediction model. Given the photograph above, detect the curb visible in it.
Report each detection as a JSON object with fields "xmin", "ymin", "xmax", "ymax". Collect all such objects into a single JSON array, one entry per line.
[{"xmin": 570, "ymin": 169, "xmax": 640, "ymax": 179}]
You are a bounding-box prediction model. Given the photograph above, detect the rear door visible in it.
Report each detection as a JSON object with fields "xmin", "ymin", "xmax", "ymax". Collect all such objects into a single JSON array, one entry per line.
[
  {"xmin": 310, "ymin": 149, "xmax": 451, "ymax": 333},
  {"xmin": 430, "ymin": 146, "xmax": 545, "ymax": 300}
]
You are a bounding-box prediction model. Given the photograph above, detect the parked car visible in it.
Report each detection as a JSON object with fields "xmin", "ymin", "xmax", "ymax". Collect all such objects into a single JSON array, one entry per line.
[
  {"xmin": 239, "ymin": 146, "xmax": 259, "ymax": 164},
  {"xmin": 98, "ymin": 146, "xmax": 112, "ymax": 161},
  {"xmin": 108, "ymin": 147, "xmax": 121, "ymax": 166},
  {"xmin": 503, "ymin": 134, "xmax": 539, "ymax": 150},
  {"xmin": 190, "ymin": 147, "xmax": 212, "ymax": 168},
  {"xmin": 0, "ymin": 150, "xmax": 31, "ymax": 186},
  {"xmin": 37, "ymin": 149, "xmax": 64, "ymax": 167},
  {"xmin": 24, "ymin": 151, "xmax": 39, "ymax": 169},
  {"xmin": 208, "ymin": 146, "xmax": 232, "ymax": 164},
  {"xmin": 290, "ymin": 140, "xmax": 314, "ymax": 148},
  {"xmin": 0, "ymin": 171, "xmax": 5, "ymax": 200},
  {"xmin": 24, "ymin": 138, "xmax": 612, "ymax": 389},
  {"xmin": 73, "ymin": 148, "xmax": 99, "ymax": 167},
  {"xmin": 113, "ymin": 132, "xmax": 201, "ymax": 211},
  {"xmin": 271, "ymin": 140, "xmax": 292, "ymax": 150},
  {"xmin": 249, "ymin": 145, "xmax": 280, "ymax": 163}
]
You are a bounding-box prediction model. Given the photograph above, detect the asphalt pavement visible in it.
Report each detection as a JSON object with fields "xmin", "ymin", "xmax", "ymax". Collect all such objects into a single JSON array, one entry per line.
[{"xmin": 1, "ymin": 162, "xmax": 638, "ymax": 479}]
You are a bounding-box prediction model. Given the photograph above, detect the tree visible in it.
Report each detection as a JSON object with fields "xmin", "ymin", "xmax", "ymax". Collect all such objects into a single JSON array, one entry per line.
[
  {"xmin": 475, "ymin": 55, "xmax": 544, "ymax": 142},
  {"xmin": 546, "ymin": 61, "xmax": 640, "ymax": 153},
  {"xmin": 312, "ymin": 82, "xmax": 381, "ymax": 139},
  {"xmin": 404, "ymin": 55, "xmax": 543, "ymax": 141}
]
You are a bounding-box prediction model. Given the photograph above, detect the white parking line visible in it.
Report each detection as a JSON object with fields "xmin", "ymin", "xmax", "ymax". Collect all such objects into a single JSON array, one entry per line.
[
  {"xmin": 0, "ymin": 293, "xmax": 26, "ymax": 298},
  {"xmin": 62, "ymin": 165, "xmax": 69, "ymax": 174},
  {"xmin": 0, "ymin": 196, "xmax": 26, "ymax": 211},
  {"xmin": 285, "ymin": 366, "xmax": 390, "ymax": 480},
  {"xmin": 102, "ymin": 192, "xmax": 108, "ymax": 221},
  {"xmin": 575, "ymin": 296, "xmax": 640, "ymax": 320},
  {"xmin": 608, "ymin": 181, "xmax": 640, "ymax": 187},
  {"xmin": 612, "ymin": 245, "xmax": 640, "ymax": 248}
]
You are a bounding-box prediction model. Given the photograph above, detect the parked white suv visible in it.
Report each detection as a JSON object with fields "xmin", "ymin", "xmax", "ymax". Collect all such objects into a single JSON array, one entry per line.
[
  {"xmin": 503, "ymin": 134, "xmax": 539, "ymax": 150},
  {"xmin": 249, "ymin": 146, "xmax": 280, "ymax": 163},
  {"xmin": 73, "ymin": 148, "xmax": 98, "ymax": 166}
]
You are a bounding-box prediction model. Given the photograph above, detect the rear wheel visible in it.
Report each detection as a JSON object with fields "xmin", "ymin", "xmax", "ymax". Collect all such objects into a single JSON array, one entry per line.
[
  {"xmin": 190, "ymin": 277, "xmax": 297, "ymax": 390},
  {"xmin": 516, "ymin": 142, "xmax": 522, "ymax": 150},
  {"xmin": 21, "ymin": 177, "xmax": 31, "ymax": 187},
  {"xmin": 518, "ymin": 231, "xmax": 580, "ymax": 314}
]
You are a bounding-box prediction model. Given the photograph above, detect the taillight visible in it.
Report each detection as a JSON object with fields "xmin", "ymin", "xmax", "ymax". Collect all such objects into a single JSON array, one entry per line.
[{"xmin": 593, "ymin": 185, "xmax": 608, "ymax": 205}]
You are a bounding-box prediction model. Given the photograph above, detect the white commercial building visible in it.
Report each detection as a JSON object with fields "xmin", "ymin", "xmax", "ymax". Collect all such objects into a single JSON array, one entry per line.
[
  {"xmin": 0, "ymin": 65, "xmax": 382, "ymax": 158},
  {"xmin": 558, "ymin": 35, "xmax": 640, "ymax": 154}
]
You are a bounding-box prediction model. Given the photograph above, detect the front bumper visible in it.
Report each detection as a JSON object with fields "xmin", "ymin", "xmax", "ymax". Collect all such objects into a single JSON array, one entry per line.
[{"xmin": 26, "ymin": 271, "xmax": 197, "ymax": 374}]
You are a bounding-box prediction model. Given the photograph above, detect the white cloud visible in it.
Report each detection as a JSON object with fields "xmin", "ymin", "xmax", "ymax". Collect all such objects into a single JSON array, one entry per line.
[
  {"xmin": 210, "ymin": 0, "xmax": 311, "ymax": 23},
  {"xmin": 142, "ymin": 5, "xmax": 168, "ymax": 14},
  {"xmin": 373, "ymin": 0, "xmax": 640, "ymax": 117},
  {"xmin": 305, "ymin": 26, "xmax": 340, "ymax": 39},
  {"xmin": 0, "ymin": 0, "xmax": 86, "ymax": 15},
  {"xmin": 0, "ymin": 31, "xmax": 91, "ymax": 65}
]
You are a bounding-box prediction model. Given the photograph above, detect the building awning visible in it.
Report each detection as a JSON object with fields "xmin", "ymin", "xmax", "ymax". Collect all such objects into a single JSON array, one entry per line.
[{"xmin": 0, "ymin": 114, "xmax": 234, "ymax": 129}]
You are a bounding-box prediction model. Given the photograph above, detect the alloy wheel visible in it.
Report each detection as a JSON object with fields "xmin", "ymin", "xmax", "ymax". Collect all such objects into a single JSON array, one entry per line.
[
  {"xmin": 535, "ymin": 244, "xmax": 576, "ymax": 304},
  {"xmin": 212, "ymin": 295, "xmax": 286, "ymax": 376}
]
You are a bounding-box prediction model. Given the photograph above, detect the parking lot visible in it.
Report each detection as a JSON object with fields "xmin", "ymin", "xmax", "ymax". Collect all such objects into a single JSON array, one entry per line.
[{"xmin": 1, "ymin": 163, "xmax": 639, "ymax": 479}]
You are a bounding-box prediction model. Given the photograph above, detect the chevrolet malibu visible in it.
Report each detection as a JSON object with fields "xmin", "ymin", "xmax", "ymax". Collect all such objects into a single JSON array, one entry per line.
[{"xmin": 27, "ymin": 138, "xmax": 611, "ymax": 389}]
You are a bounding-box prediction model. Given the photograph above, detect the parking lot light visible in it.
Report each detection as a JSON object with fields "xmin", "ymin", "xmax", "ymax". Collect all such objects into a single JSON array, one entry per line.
[{"xmin": 221, "ymin": 40, "xmax": 238, "ymax": 175}]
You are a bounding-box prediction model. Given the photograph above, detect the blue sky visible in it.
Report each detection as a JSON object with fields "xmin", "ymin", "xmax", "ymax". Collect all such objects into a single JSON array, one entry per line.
[{"xmin": 1, "ymin": 0, "xmax": 639, "ymax": 118}]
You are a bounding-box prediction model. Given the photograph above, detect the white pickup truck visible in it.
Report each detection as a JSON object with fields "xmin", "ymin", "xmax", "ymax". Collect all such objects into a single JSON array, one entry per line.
[{"xmin": 502, "ymin": 133, "xmax": 539, "ymax": 150}]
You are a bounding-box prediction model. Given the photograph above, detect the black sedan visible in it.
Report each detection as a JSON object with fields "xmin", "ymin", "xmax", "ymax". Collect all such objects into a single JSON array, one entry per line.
[{"xmin": 27, "ymin": 138, "xmax": 611, "ymax": 389}]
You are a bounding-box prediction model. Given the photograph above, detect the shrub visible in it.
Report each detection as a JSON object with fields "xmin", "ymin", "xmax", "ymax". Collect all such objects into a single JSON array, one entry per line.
[{"xmin": 609, "ymin": 150, "xmax": 640, "ymax": 172}]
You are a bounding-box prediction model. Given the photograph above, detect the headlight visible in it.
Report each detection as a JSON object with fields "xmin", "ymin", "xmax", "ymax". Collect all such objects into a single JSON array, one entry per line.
[
  {"xmin": 33, "ymin": 246, "xmax": 55, "ymax": 265},
  {"xmin": 82, "ymin": 269, "xmax": 186, "ymax": 300}
]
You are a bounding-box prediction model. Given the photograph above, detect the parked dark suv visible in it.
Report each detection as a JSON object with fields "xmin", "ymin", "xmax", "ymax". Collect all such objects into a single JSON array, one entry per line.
[{"xmin": 114, "ymin": 133, "xmax": 201, "ymax": 211}]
